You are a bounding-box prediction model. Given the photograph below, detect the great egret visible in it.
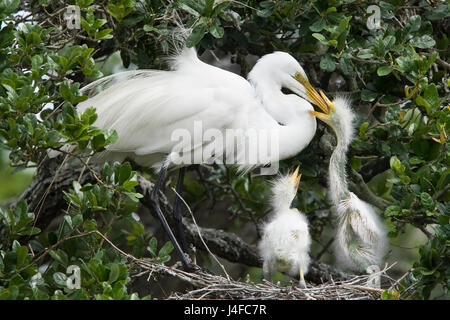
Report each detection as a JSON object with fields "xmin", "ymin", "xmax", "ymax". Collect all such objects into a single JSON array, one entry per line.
[
  {"xmin": 297, "ymin": 75, "xmax": 388, "ymax": 272},
  {"xmin": 258, "ymin": 168, "xmax": 311, "ymax": 287},
  {"xmin": 76, "ymin": 47, "xmax": 318, "ymax": 269}
]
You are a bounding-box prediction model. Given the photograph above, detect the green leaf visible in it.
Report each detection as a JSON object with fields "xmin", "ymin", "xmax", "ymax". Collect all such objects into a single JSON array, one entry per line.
[
  {"xmin": 204, "ymin": 0, "xmax": 215, "ymax": 16},
  {"xmin": 186, "ymin": 24, "xmax": 206, "ymax": 48},
  {"xmin": 95, "ymin": 29, "xmax": 113, "ymax": 40},
  {"xmin": 53, "ymin": 272, "xmax": 67, "ymax": 287},
  {"xmin": 118, "ymin": 162, "xmax": 132, "ymax": 185},
  {"xmin": 356, "ymin": 49, "xmax": 374, "ymax": 59},
  {"xmin": 106, "ymin": 1, "xmax": 135, "ymax": 21},
  {"xmin": 16, "ymin": 246, "xmax": 28, "ymax": 268},
  {"xmin": 256, "ymin": 1, "xmax": 274, "ymax": 18},
  {"xmin": 420, "ymin": 192, "xmax": 435, "ymax": 210},
  {"xmin": 377, "ymin": 65, "xmax": 393, "ymax": 76},
  {"xmin": 49, "ymin": 250, "xmax": 68, "ymax": 267},
  {"xmin": 72, "ymin": 214, "xmax": 83, "ymax": 227},
  {"xmin": 423, "ymin": 84, "xmax": 440, "ymax": 112},
  {"xmin": 320, "ymin": 55, "xmax": 335, "ymax": 72},
  {"xmin": 359, "ymin": 121, "xmax": 369, "ymax": 139},
  {"xmin": 415, "ymin": 84, "xmax": 441, "ymax": 116},
  {"xmin": 112, "ymin": 282, "xmax": 125, "ymax": 299},
  {"xmin": 381, "ymin": 289, "xmax": 399, "ymax": 300},
  {"xmin": 385, "ymin": 205, "xmax": 401, "ymax": 217},
  {"xmin": 350, "ymin": 156, "xmax": 362, "ymax": 170},
  {"xmin": 309, "ymin": 19, "xmax": 326, "ymax": 32},
  {"xmin": 17, "ymin": 226, "xmax": 41, "ymax": 236},
  {"xmin": 361, "ymin": 89, "xmax": 378, "ymax": 102},
  {"xmin": 409, "ymin": 156, "xmax": 424, "ymax": 165},
  {"xmin": 178, "ymin": 0, "xmax": 204, "ymax": 16},
  {"xmin": 147, "ymin": 237, "xmax": 157, "ymax": 257},
  {"xmin": 312, "ymin": 33, "xmax": 328, "ymax": 46},
  {"xmin": 64, "ymin": 215, "xmax": 72, "ymax": 228},
  {"xmin": 415, "ymin": 95, "xmax": 430, "ymax": 115},
  {"xmin": 108, "ymin": 264, "xmax": 120, "ymax": 283},
  {"xmin": 158, "ymin": 241, "xmax": 174, "ymax": 258},
  {"xmin": 0, "ymin": 0, "xmax": 19, "ymax": 17},
  {"xmin": 212, "ymin": 2, "xmax": 230, "ymax": 17},
  {"xmin": 209, "ymin": 19, "xmax": 224, "ymax": 39},
  {"xmin": 390, "ymin": 156, "xmax": 405, "ymax": 175},
  {"xmin": 407, "ymin": 15, "xmax": 422, "ymax": 32},
  {"xmin": 91, "ymin": 134, "xmax": 106, "ymax": 151},
  {"xmin": 410, "ymin": 35, "xmax": 436, "ymax": 49}
]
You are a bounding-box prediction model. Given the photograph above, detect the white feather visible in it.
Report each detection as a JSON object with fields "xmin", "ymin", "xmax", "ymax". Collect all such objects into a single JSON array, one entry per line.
[
  {"xmin": 334, "ymin": 192, "xmax": 389, "ymax": 272},
  {"xmin": 258, "ymin": 173, "xmax": 311, "ymax": 286},
  {"xmin": 72, "ymin": 47, "xmax": 317, "ymax": 172},
  {"xmin": 269, "ymin": 172, "xmax": 297, "ymax": 211},
  {"xmin": 259, "ymin": 209, "xmax": 311, "ymax": 286}
]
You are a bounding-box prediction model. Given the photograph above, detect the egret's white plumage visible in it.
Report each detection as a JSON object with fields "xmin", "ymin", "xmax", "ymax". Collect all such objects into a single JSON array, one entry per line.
[
  {"xmin": 258, "ymin": 169, "xmax": 311, "ymax": 287},
  {"xmin": 335, "ymin": 192, "xmax": 389, "ymax": 271},
  {"xmin": 76, "ymin": 47, "xmax": 317, "ymax": 172},
  {"xmin": 58, "ymin": 40, "xmax": 321, "ymax": 270},
  {"xmin": 298, "ymin": 76, "xmax": 389, "ymax": 272}
]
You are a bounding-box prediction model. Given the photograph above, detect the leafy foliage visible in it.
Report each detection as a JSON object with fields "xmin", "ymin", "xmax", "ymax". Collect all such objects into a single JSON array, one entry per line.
[
  {"xmin": 0, "ymin": 0, "xmax": 448, "ymax": 299},
  {"xmin": 0, "ymin": 162, "xmax": 174, "ymax": 299}
]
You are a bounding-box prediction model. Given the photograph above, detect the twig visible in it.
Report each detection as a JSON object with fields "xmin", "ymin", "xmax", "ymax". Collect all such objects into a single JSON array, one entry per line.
[
  {"xmin": 315, "ymin": 237, "xmax": 334, "ymax": 260},
  {"xmin": 172, "ymin": 187, "xmax": 231, "ymax": 281}
]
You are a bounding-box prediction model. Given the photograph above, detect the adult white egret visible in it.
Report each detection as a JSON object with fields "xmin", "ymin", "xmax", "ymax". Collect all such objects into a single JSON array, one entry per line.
[
  {"xmin": 297, "ymin": 75, "xmax": 388, "ymax": 272},
  {"xmin": 75, "ymin": 47, "xmax": 318, "ymax": 269},
  {"xmin": 258, "ymin": 168, "xmax": 311, "ymax": 287}
]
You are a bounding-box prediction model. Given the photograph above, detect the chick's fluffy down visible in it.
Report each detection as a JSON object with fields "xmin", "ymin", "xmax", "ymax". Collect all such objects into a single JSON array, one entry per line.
[{"xmin": 258, "ymin": 209, "xmax": 311, "ymax": 276}]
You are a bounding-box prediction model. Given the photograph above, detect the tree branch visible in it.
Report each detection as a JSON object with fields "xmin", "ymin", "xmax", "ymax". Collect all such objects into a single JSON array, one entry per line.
[{"xmin": 349, "ymin": 169, "xmax": 392, "ymax": 211}]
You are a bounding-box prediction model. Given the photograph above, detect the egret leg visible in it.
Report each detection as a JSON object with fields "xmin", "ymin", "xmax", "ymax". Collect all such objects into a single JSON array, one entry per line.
[
  {"xmin": 150, "ymin": 166, "xmax": 192, "ymax": 270},
  {"xmin": 299, "ymin": 267, "xmax": 306, "ymax": 288},
  {"xmin": 262, "ymin": 262, "xmax": 270, "ymax": 280},
  {"xmin": 172, "ymin": 167, "xmax": 187, "ymax": 251}
]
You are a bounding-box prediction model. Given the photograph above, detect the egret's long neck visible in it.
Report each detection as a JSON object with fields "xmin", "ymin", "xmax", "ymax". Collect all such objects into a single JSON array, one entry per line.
[
  {"xmin": 252, "ymin": 78, "xmax": 288, "ymax": 123},
  {"xmin": 249, "ymin": 65, "xmax": 291, "ymax": 125},
  {"xmin": 327, "ymin": 103, "xmax": 355, "ymax": 207},
  {"xmin": 328, "ymin": 130, "xmax": 350, "ymax": 206},
  {"xmin": 253, "ymin": 81, "xmax": 316, "ymax": 161}
]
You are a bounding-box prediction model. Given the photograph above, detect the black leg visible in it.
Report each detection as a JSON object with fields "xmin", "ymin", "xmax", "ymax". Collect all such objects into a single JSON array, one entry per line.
[
  {"xmin": 149, "ymin": 166, "xmax": 191, "ymax": 270},
  {"xmin": 172, "ymin": 167, "xmax": 187, "ymax": 251}
]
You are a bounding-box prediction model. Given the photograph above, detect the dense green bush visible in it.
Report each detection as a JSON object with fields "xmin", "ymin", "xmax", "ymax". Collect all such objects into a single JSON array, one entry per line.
[{"xmin": 0, "ymin": 0, "xmax": 448, "ymax": 299}]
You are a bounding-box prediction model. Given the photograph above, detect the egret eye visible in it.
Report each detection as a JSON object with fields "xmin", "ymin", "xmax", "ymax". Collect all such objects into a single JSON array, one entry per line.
[{"xmin": 281, "ymin": 87, "xmax": 295, "ymax": 95}]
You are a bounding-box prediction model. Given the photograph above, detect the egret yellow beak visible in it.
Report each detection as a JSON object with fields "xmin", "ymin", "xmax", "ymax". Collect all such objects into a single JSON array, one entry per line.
[
  {"xmin": 289, "ymin": 166, "xmax": 302, "ymax": 192},
  {"xmin": 294, "ymin": 72, "xmax": 334, "ymax": 121}
]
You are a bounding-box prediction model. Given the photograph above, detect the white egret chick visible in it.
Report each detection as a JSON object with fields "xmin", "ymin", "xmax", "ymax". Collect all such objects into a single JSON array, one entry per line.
[
  {"xmin": 297, "ymin": 74, "xmax": 388, "ymax": 273},
  {"xmin": 258, "ymin": 168, "xmax": 311, "ymax": 288}
]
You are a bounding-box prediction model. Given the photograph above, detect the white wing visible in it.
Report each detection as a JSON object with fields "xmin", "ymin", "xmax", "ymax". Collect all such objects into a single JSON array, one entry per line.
[{"xmin": 77, "ymin": 48, "xmax": 279, "ymax": 169}]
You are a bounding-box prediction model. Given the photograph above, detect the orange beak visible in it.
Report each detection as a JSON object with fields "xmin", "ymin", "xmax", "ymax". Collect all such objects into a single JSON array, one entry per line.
[
  {"xmin": 294, "ymin": 72, "xmax": 334, "ymax": 121},
  {"xmin": 289, "ymin": 166, "xmax": 302, "ymax": 191}
]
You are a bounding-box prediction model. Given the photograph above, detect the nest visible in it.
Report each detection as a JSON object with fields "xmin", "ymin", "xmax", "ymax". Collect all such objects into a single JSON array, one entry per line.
[
  {"xmin": 133, "ymin": 256, "xmax": 397, "ymax": 300},
  {"xmin": 166, "ymin": 270, "xmax": 388, "ymax": 300}
]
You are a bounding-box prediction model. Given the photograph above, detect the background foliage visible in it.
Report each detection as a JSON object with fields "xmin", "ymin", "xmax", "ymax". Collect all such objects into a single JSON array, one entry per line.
[{"xmin": 0, "ymin": 0, "xmax": 448, "ymax": 299}]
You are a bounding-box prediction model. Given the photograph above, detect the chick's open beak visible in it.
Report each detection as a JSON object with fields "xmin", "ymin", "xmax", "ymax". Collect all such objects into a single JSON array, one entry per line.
[
  {"xmin": 294, "ymin": 72, "xmax": 334, "ymax": 121},
  {"xmin": 289, "ymin": 166, "xmax": 302, "ymax": 192}
]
